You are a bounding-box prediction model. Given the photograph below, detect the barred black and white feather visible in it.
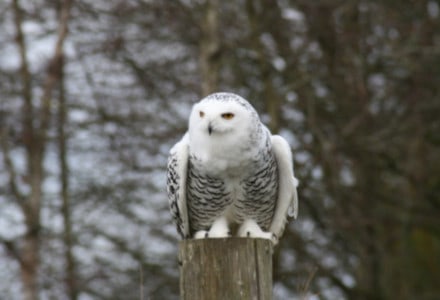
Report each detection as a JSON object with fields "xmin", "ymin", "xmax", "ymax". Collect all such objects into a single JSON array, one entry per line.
[{"xmin": 166, "ymin": 92, "xmax": 298, "ymax": 244}]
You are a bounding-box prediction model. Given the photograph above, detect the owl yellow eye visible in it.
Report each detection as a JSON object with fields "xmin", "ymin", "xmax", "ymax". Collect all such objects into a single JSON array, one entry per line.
[
  {"xmin": 221, "ymin": 113, "xmax": 234, "ymax": 120},
  {"xmin": 199, "ymin": 111, "xmax": 205, "ymax": 118}
]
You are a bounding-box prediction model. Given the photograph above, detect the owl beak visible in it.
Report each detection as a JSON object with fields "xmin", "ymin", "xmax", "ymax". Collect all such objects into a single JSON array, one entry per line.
[{"xmin": 208, "ymin": 123, "xmax": 213, "ymax": 135}]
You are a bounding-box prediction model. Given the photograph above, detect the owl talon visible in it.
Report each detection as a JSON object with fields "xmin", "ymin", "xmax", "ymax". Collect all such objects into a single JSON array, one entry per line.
[
  {"xmin": 207, "ymin": 216, "xmax": 230, "ymax": 238},
  {"xmin": 238, "ymin": 219, "xmax": 276, "ymax": 243},
  {"xmin": 194, "ymin": 230, "xmax": 209, "ymax": 239}
]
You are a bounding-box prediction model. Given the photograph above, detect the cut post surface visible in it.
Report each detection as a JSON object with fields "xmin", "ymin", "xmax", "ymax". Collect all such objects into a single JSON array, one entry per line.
[{"xmin": 179, "ymin": 238, "xmax": 273, "ymax": 300}]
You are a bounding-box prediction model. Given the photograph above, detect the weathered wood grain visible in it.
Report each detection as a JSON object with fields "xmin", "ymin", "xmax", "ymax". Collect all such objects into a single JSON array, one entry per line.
[{"xmin": 179, "ymin": 238, "xmax": 273, "ymax": 300}]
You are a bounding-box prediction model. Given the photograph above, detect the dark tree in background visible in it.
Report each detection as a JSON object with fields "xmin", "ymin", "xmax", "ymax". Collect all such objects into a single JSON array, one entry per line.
[{"xmin": 0, "ymin": 0, "xmax": 439, "ymax": 299}]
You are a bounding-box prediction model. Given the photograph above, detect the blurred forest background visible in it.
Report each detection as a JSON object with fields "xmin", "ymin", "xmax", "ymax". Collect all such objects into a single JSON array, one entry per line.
[{"xmin": 0, "ymin": 0, "xmax": 439, "ymax": 299}]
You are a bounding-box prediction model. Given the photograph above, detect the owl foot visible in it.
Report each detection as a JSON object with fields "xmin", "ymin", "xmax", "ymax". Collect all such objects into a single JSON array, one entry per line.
[
  {"xmin": 194, "ymin": 230, "xmax": 209, "ymax": 239},
  {"xmin": 238, "ymin": 219, "xmax": 277, "ymax": 243},
  {"xmin": 193, "ymin": 217, "xmax": 231, "ymax": 239},
  {"xmin": 208, "ymin": 216, "xmax": 231, "ymax": 238}
]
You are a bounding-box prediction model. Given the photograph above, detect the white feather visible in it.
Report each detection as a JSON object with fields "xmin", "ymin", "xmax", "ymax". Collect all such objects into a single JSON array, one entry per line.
[
  {"xmin": 269, "ymin": 135, "xmax": 299, "ymax": 238},
  {"xmin": 168, "ymin": 133, "xmax": 190, "ymax": 237}
]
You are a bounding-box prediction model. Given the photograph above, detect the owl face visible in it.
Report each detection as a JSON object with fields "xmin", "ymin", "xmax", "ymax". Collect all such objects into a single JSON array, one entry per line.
[
  {"xmin": 187, "ymin": 93, "xmax": 263, "ymax": 171},
  {"xmin": 189, "ymin": 99, "xmax": 252, "ymax": 136}
]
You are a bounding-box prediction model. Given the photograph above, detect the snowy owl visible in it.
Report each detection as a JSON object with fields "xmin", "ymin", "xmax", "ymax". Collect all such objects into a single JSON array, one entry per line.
[{"xmin": 166, "ymin": 92, "xmax": 298, "ymax": 244}]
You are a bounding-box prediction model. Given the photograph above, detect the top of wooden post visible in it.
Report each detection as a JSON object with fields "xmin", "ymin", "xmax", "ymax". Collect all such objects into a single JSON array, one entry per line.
[{"xmin": 179, "ymin": 238, "xmax": 273, "ymax": 300}]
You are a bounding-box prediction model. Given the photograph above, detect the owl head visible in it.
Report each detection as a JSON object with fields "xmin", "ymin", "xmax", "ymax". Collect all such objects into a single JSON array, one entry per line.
[
  {"xmin": 189, "ymin": 92, "xmax": 260, "ymax": 136},
  {"xmin": 188, "ymin": 93, "xmax": 263, "ymax": 163}
]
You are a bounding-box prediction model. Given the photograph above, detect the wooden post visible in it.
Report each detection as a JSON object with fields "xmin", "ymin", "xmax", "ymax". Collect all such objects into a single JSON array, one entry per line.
[{"xmin": 179, "ymin": 238, "xmax": 273, "ymax": 300}]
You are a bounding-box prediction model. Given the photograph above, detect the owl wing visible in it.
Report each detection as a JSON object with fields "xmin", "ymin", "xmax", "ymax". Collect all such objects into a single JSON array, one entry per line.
[
  {"xmin": 166, "ymin": 133, "xmax": 190, "ymax": 239},
  {"xmin": 269, "ymin": 135, "xmax": 299, "ymax": 239}
]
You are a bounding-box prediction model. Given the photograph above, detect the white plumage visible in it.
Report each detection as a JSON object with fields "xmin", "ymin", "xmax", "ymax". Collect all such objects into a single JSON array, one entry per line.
[{"xmin": 167, "ymin": 92, "xmax": 298, "ymax": 244}]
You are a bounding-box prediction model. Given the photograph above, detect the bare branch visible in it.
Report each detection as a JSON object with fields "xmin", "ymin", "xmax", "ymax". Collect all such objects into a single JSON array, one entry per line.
[
  {"xmin": 39, "ymin": 0, "xmax": 74, "ymax": 136},
  {"xmin": 0, "ymin": 128, "xmax": 26, "ymax": 205},
  {"xmin": 12, "ymin": 0, "xmax": 34, "ymax": 161},
  {"xmin": 1, "ymin": 238, "xmax": 22, "ymax": 265}
]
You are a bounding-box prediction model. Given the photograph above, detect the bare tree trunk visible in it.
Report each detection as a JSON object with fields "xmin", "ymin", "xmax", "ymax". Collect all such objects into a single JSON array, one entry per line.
[
  {"xmin": 12, "ymin": 1, "xmax": 40, "ymax": 298},
  {"xmin": 20, "ymin": 236, "xmax": 39, "ymax": 300},
  {"xmin": 246, "ymin": 0, "xmax": 281, "ymax": 133},
  {"xmin": 10, "ymin": 1, "xmax": 74, "ymax": 299},
  {"xmin": 199, "ymin": 0, "xmax": 220, "ymax": 96},
  {"xmin": 57, "ymin": 54, "xmax": 78, "ymax": 300}
]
